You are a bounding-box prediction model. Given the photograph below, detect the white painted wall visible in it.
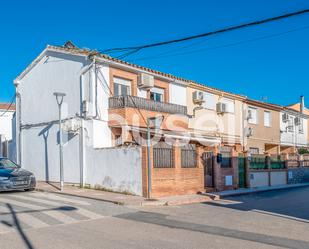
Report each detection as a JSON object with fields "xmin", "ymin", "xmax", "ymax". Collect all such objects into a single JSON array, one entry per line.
[
  {"xmin": 0, "ymin": 110, "xmax": 14, "ymax": 141},
  {"xmin": 169, "ymin": 83, "xmax": 187, "ymax": 106},
  {"xmin": 250, "ymin": 172, "xmax": 269, "ymax": 187},
  {"xmin": 85, "ymin": 146, "xmax": 142, "ymax": 195},
  {"xmin": 270, "ymin": 171, "xmax": 287, "ymax": 186},
  {"xmin": 90, "ymin": 65, "xmax": 112, "ymax": 148},
  {"xmin": 21, "ymin": 124, "xmax": 80, "ymax": 183},
  {"xmin": 18, "ymin": 51, "xmax": 89, "ymax": 182},
  {"xmin": 17, "ymin": 49, "xmax": 136, "ymax": 193},
  {"xmin": 280, "ymin": 111, "xmax": 308, "ymax": 147},
  {"xmin": 20, "ymin": 51, "xmax": 88, "ymax": 124}
]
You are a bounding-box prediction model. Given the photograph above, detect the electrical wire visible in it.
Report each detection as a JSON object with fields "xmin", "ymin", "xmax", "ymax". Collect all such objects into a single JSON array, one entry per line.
[
  {"xmin": 100, "ymin": 9, "xmax": 309, "ymax": 54},
  {"xmin": 131, "ymin": 25, "xmax": 309, "ymax": 62}
]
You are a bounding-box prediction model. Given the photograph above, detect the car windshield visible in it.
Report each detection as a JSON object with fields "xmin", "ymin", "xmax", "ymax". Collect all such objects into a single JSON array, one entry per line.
[{"xmin": 0, "ymin": 159, "xmax": 19, "ymax": 169}]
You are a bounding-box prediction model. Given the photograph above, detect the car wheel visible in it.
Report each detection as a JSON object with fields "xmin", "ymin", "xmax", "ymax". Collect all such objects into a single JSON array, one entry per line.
[{"xmin": 24, "ymin": 188, "xmax": 35, "ymax": 192}]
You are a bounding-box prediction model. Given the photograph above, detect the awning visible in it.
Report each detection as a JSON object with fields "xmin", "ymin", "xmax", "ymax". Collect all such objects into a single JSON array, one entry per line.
[
  {"xmin": 164, "ymin": 134, "xmax": 221, "ymax": 146},
  {"xmin": 127, "ymin": 126, "xmax": 221, "ymax": 146}
]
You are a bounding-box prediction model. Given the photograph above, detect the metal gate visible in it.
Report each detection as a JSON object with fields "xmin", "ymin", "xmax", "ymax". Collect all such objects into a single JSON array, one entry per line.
[
  {"xmin": 202, "ymin": 152, "xmax": 214, "ymax": 188},
  {"xmin": 238, "ymin": 155, "xmax": 245, "ymax": 188}
]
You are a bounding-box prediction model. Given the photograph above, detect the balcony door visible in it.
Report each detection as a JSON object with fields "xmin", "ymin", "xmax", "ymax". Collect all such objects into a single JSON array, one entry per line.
[{"xmin": 150, "ymin": 87, "xmax": 164, "ymax": 102}]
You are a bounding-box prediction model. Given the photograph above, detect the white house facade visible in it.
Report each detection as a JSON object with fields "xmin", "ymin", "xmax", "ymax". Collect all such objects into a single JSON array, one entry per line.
[
  {"xmin": 13, "ymin": 43, "xmax": 190, "ymax": 196},
  {"xmin": 0, "ymin": 103, "xmax": 15, "ymax": 158},
  {"xmin": 280, "ymin": 108, "xmax": 308, "ymax": 152}
]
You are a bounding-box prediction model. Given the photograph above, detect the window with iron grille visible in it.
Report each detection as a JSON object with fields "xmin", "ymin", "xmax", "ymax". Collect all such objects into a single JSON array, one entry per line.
[
  {"xmin": 181, "ymin": 144, "xmax": 197, "ymax": 168},
  {"xmin": 153, "ymin": 142, "xmax": 174, "ymax": 168}
]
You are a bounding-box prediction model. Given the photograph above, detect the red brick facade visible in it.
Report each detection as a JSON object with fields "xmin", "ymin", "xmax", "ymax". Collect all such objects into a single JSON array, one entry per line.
[
  {"xmin": 141, "ymin": 144, "xmax": 205, "ymax": 198},
  {"xmin": 108, "ymin": 66, "xmax": 241, "ymax": 197}
]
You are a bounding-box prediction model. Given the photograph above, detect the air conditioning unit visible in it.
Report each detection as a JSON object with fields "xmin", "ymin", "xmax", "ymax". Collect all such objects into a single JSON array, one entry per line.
[
  {"xmin": 245, "ymin": 127, "xmax": 254, "ymax": 137},
  {"xmin": 138, "ymin": 73, "xmax": 154, "ymax": 89},
  {"xmin": 192, "ymin": 91, "xmax": 204, "ymax": 104},
  {"xmin": 294, "ymin": 117, "xmax": 301, "ymax": 126},
  {"xmin": 282, "ymin": 113, "xmax": 289, "ymax": 122},
  {"xmin": 247, "ymin": 109, "xmax": 252, "ymax": 120},
  {"xmin": 63, "ymin": 119, "xmax": 80, "ymax": 133},
  {"xmin": 216, "ymin": 102, "xmax": 227, "ymax": 113}
]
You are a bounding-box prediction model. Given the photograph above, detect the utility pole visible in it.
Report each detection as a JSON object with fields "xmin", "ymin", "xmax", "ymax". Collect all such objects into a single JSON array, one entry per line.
[
  {"xmin": 146, "ymin": 116, "xmax": 164, "ymax": 199},
  {"xmin": 53, "ymin": 92, "xmax": 66, "ymax": 191},
  {"xmin": 146, "ymin": 118, "xmax": 151, "ymax": 199}
]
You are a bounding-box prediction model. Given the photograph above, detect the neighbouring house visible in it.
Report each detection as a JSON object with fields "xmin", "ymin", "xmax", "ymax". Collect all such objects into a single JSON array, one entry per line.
[
  {"xmin": 280, "ymin": 107, "xmax": 308, "ymax": 153},
  {"xmin": 187, "ymin": 82, "xmax": 245, "ymax": 191},
  {"xmin": 14, "ymin": 41, "xmax": 309, "ymax": 197},
  {"xmin": 14, "ymin": 42, "xmax": 210, "ymax": 197},
  {"xmin": 287, "ymin": 96, "xmax": 309, "ymax": 149},
  {"xmin": 244, "ymin": 99, "xmax": 282, "ymax": 155},
  {"xmin": 0, "ymin": 103, "xmax": 16, "ymax": 158}
]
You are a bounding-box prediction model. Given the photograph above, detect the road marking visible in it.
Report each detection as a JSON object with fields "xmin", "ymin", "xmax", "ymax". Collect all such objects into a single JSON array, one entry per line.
[
  {"xmin": 6, "ymin": 194, "xmax": 103, "ymax": 220},
  {"xmin": 0, "ymin": 206, "xmax": 14, "ymax": 234},
  {"xmin": 0, "ymin": 197, "xmax": 78, "ymax": 225},
  {"xmin": 8, "ymin": 194, "xmax": 70, "ymax": 207},
  {"xmin": 75, "ymin": 208, "xmax": 102, "ymax": 219},
  {"xmin": 16, "ymin": 213, "xmax": 49, "ymax": 229},
  {"xmin": 30, "ymin": 192, "xmax": 90, "ymax": 206},
  {"xmin": 0, "ymin": 197, "xmax": 45, "ymax": 210},
  {"xmin": 43, "ymin": 210, "xmax": 76, "ymax": 223},
  {"xmin": 0, "ymin": 205, "xmax": 48, "ymax": 232},
  {"xmin": 252, "ymin": 209, "xmax": 309, "ymax": 223},
  {"xmin": 213, "ymin": 199, "xmax": 243, "ymax": 205}
]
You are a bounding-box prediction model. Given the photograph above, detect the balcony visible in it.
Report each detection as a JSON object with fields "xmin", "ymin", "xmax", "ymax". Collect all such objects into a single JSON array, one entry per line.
[{"xmin": 109, "ymin": 95, "xmax": 187, "ymax": 115}]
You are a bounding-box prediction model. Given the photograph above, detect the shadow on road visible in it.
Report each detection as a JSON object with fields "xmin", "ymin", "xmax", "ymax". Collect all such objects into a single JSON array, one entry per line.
[
  {"xmin": 115, "ymin": 211, "xmax": 309, "ymax": 249},
  {"xmin": 204, "ymin": 186, "xmax": 309, "ymax": 222},
  {"xmin": 0, "ymin": 203, "xmax": 77, "ymax": 249},
  {"xmin": 6, "ymin": 203, "xmax": 35, "ymax": 249}
]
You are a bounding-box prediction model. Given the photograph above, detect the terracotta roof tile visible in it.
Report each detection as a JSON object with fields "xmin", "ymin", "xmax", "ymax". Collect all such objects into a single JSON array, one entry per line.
[
  {"xmin": 47, "ymin": 45, "xmax": 246, "ymax": 99},
  {"xmin": 0, "ymin": 103, "xmax": 16, "ymax": 111}
]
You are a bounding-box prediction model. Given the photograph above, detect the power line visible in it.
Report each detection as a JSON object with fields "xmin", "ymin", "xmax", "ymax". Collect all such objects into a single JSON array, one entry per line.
[
  {"xmin": 100, "ymin": 9, "xmax": 308, "ymax": 54},
  {"xmin": 131, "ymin": 25, "xmax": 309, "ymax": 62},
  {"xmin": 0, "ymin": 95, "xmax": 16, "ymax": 117}
]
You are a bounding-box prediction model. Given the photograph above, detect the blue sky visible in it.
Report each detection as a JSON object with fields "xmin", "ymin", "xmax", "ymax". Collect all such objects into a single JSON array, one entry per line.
[{"xmin": 0, "ymin": 0, "xmax": 308, "ymax": 106}]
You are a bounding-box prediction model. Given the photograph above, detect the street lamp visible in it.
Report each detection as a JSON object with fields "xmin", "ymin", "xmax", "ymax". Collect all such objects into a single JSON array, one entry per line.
[{"xmin": 53, "ymin": 92, "xmax": 66, "ymax": 191}]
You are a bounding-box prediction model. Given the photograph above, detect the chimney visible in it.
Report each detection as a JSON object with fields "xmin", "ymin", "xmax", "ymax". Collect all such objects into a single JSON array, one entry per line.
[{"xmin": 300, "ymin": 95, "xmax": 305, "ymax": 114}]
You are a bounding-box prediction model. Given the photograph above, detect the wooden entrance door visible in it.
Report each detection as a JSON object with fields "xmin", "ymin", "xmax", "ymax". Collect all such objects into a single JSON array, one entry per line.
[{"xmin": 203, "ymin": 152, "xmax": 214, "ymax": 188}]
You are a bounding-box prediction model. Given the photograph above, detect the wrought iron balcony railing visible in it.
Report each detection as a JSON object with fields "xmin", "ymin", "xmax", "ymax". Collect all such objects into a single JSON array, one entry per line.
[{"xmin": 109, "ymin": 95, "xmax": 187, "ymax": 115}]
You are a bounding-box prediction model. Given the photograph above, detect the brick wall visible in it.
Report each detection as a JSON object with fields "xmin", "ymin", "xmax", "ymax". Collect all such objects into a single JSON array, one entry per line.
[
  {"xmin": 109, "ymin": 107, "xmax": 189, "ymax": 130},
  {"xmin": 142, "ymin": 143, "xmax": 205, "ymax": 198},
  {"xmin": 214, "ymin": 147, "xmax": 239, "ymax": 191}
]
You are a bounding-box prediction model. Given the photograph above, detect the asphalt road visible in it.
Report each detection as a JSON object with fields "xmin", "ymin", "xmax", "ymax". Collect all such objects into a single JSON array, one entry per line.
[{"xmin": 1, "ymin": 187, "xmax": 309, "ymax": 249}]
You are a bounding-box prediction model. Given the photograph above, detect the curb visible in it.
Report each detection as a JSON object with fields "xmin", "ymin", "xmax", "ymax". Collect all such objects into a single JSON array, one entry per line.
[
  {"xmin": 166, "ymin": 196, "xmax": 213, "ymax": 206},
  {"xmin": 35, "ymin": 187, "xmax": 125, "ymax": 206},
  {"xmin": 204, "ymin": 183, "xmax": 309, "ymax": 199},
  {"xmin": 35, "ymin": 188, "xmax": 217, "ymax": 207}
]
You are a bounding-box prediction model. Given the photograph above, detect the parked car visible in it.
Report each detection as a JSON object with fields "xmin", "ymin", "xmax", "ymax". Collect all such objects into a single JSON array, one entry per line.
[{"xmin": 0, "ymin": 157, "xmax": 36, "ymax": 192}]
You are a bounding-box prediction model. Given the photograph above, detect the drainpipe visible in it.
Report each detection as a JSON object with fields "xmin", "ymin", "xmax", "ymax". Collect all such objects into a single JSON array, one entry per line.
[
  {"xmin": 13, "ymin": 80, "xmax": 21, "ymax": 165},
  {"xmin": 242, "ymin": 102, "xmax": 246, "ymax": 152},
  {"xmin": 94, "ymin": 59, "xmax": 99, "ymax": 119},
  {"xmin": 79, "ymin": 58, "xmax": 95, "ymax": 187}
]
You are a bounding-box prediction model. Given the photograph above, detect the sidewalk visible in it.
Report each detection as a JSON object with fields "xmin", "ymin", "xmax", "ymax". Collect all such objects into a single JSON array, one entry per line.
[
  {"xmin": 36, "ymin": 182, "xmax": 212, "ymax": 206},
  {"xmin": 204, "ymin": 183, "xmax": 309, "ymax": 200}
]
